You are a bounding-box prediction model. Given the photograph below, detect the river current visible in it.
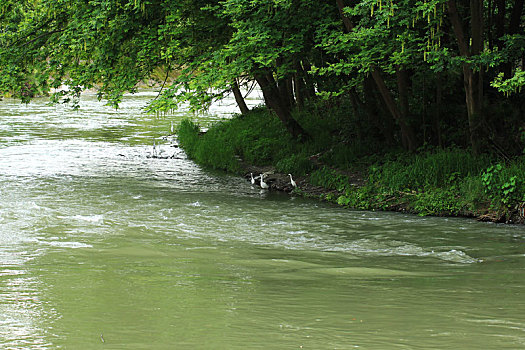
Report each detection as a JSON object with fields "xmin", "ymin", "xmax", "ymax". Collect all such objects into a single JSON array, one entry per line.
[{"xmin": 1, "ymin": 92, "xmax": 524, "ymax": 349}]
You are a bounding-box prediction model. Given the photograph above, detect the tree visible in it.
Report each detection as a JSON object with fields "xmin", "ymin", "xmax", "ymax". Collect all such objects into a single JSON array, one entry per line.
[
  {"xmin": 1, "ymin": 0, "xmax": 524, "ymax": 154},
  {"xmin": 447, "ymin": 0, "xmax": 484, "ymax": 154}
]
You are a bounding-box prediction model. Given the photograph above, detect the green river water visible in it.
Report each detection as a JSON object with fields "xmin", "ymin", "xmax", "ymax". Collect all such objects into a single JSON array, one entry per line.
[{"xmin": 1, "ymin": 93, "xmax": 524, "ymax": 349}]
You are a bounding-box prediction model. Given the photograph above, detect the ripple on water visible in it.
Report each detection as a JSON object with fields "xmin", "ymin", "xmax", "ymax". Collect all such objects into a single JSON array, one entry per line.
[
  {"xmin": 70, "ymin": 214, "xmax": 104, "ymax": 224},
  {"xmin": 320, "ymin": 238, "xmax": 480, "ymax": 264},
  {"xmin": 43, "ymin": 241, "xmax": 93, "ymax": 249}
]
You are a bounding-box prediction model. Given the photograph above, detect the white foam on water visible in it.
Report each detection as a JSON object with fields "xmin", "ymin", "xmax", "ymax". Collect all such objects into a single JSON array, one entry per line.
[{"xmin": 44, "ymin": 241, "xmax": 93, "ymax": 249}]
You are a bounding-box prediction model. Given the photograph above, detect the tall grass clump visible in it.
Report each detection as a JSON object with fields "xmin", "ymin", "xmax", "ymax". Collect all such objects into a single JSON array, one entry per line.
[
  {"xmin": 224, "ymin": 107, "xmax": 296, "ymax": 165},
  {"xmin": 372, "ymin": 148, "xmax": 492, "ymax": 191},
  {"xmin": 177, "ymin": 119, "xmax": 200, "ymax": 157},
  {"xmin": 177, "ymin": 118, "xmax": 240, "ymax": 172},
  {"xmin": 309, "ymin": 167, "xmax": 350, "ymax": 192},
  {"xmin": 458, "ymin": 175, "xmax": 488, "ymax": 211}
]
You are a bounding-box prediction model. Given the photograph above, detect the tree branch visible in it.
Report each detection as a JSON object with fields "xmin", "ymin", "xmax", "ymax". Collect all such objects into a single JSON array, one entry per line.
[
  {"xmin": 8, "ymin": 18, "xmax": 55, "ymax": 48},
  {"xmin": 21, "ymin": 29, "xmax": 65, "ymax": 47}
]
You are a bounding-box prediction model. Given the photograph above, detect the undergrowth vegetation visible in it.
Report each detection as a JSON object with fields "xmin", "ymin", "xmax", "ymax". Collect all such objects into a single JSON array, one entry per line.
[
  {"xmin": 178, "ymin": 106, "xmax": 329, "ymax": 175},
  {"xmin": 178, "ymin": 103, "xmax": 525, "ymax": 221}
]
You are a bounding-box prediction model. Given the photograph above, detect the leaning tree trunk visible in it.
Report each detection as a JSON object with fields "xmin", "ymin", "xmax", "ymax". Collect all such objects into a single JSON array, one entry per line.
[
  {"xmin": 370, "ymin": 68, "xmax": 418, "ymax": 151},
  {"xmin": 363, "ymin": 76, "xmax": 395, "ymax": 145},
  {"xmin": 232, "ymin": 79, "xmax": 250, "ymax": 115},
  {"xmin": 337, "ymin": 0, "xmax": 418, "ymax": 151},
  {"xmin": 254, "ymin": 71, "xmax": 308, "ymax": 139}
]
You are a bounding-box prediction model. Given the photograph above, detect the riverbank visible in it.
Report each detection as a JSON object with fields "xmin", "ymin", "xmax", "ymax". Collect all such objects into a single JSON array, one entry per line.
[
  {"xmin": 241, "ymin": 164, "xmax": 525, "ymax": 225},
  {"xmin": 177, "ymin": 107, "xmax": 525, "ymax": 225}
]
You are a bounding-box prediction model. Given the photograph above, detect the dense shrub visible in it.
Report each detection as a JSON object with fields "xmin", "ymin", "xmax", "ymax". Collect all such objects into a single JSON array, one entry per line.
[{"xmin": 480, "ymin": 157, "xmax": 525, "ymax": 210}]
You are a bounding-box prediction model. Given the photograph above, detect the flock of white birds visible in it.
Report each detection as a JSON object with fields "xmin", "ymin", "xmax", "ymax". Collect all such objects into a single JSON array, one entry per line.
[{"xmin": 251, "ymin": 172, "xmax": 296, "ymax": 190}]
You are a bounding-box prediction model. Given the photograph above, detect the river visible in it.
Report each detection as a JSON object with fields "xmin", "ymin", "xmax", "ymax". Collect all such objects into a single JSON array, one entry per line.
[{"xmin": 1, "ymin": 92, "xmax": 524, "ymax": 349}]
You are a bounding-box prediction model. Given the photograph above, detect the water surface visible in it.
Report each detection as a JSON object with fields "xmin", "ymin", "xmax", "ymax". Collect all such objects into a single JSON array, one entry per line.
[{"xmin": 1, "ymin": 93, "xmax": 524, "ymax": 349}]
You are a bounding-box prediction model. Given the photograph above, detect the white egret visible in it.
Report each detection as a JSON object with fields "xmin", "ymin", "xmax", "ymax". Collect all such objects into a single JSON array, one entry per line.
[
  {"xmin": 288, "ymin": 174, "xmax": 297, "ymax": 188},
  {"xmin": 170, "ymin": 121, "xmax": 174, "ymax": 134},
  {"xmin": 260, "ymin": 174, "xmax": 269, "ymax": 189},
  {"xmin": 250, "ymin": 173, "xmax": 255, "ymax": 185}
]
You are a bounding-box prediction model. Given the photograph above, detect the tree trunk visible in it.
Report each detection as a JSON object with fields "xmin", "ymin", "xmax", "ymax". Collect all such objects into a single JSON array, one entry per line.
[
  {"xmin": 336, "ymin": 0, "xmax": 354, "ymax": 32},
  {"xmin": 488, "ymin": 0, "xmax": 494, "ymax": 50},
  {"xmin": 447, "ymin": 0, "xmax": 484, "ymax": 154},
  {"xmin": 371, "ymin": 68, "xmax": 417, "ymax": 151},
  {"xmin": 462, "ymin": 66, "xmax": 483, "ymax": 153},
  {"xmin": 293, "ymin": 72, "xmax": 305, "ymax": 108},
  {"xmin": 509, "ymin": 0, "xmax": 525, "ymax": 35},
  {"xmin": 232, "ymin": 79, "xmax": 249, "ymax": 115},
  {"xmin": 363, "ymin": 77, "xmax": 394, "ymax": 145},
  {"xmin": 396, "ymin": 66, "xmax": 410, "ymax": 119},
  {"xmin": 433, "ymin": 73, "xmax": 443, "ymax": 147},
  {"xmin": 396, "ymin": 66, "xmax": 413, "ymax": 148},
  {"xmin": 293, "ymin": 59, "xmax": 309, "ymax": 108},
  {"xmin": 275, "ymin": 57, "xmax": 295, "ymax": 110},
  {"xmin": 254, "ymin": 71, "xmax": 308, "ymax": 139},
  {"xmin": 494, "ymin": 0, "xmax": 506, "ymax": 50},
  {"xmin": 337, "ymin": 0, "xmax": 417, "ymax": 151},
  {"xmin": 277, "ymin": 76, "xmax": 295, "ymax": 110},
  {"xmin": 503, "ymin": 0, "xmax": 525, "ymax": 77}
]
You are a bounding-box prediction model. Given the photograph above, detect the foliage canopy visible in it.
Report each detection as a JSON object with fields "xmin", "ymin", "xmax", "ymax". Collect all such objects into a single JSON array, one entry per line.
[{"xmin": 1, "ymin": 0, "xmax": 524, "ymax": 154}]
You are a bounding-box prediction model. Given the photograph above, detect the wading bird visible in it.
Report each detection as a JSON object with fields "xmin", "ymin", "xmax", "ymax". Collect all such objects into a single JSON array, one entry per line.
[
  {"xmin": 288, "ymin": 174, "xmax": 297, "ymax": 188},
  {"xmin": 250, "ymin": 173, "xmax": 255, "ymax": 185},
  {"xmin": 260, "ymin": 174, "xmax": 269, "ymax": 189}
]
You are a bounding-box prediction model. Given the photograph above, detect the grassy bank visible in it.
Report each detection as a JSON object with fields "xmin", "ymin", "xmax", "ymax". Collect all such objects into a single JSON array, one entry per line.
[{"xmin": 178, "ymin": 106, "xmax": 525, "ymax": 224}]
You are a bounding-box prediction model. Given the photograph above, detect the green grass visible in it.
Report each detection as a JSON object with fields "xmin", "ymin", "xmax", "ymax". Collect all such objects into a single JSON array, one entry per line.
[
  {"xmin": 177, "ymin": 106, "xmax": 341, "ymax": 175},
  {"xmin": 370, "ymin": 149, "xmax": 492, "ymax": 190},
  {"xmin": 177, "ymin": 118, "xmax": 240, "ymax": 172},
  {"xmin": 177, "ymin": 104, "xmax": 525, "ymax": 219}
]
